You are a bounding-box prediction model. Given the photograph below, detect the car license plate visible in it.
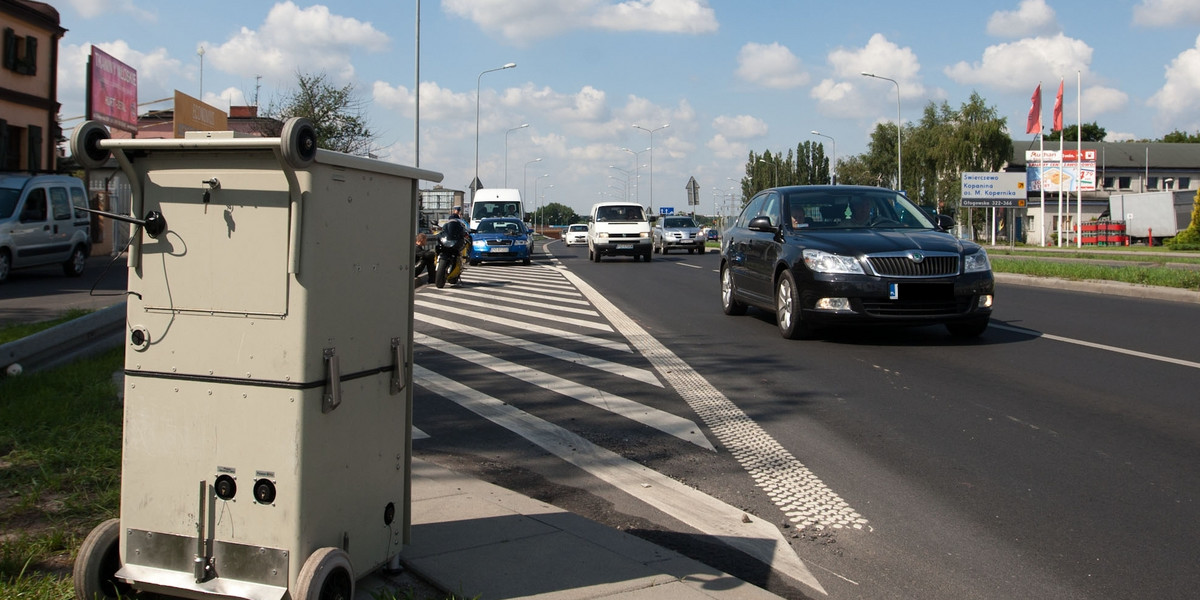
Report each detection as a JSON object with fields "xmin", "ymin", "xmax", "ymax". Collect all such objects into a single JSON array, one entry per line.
[
  {"xmin": 616, "ymin": 244, "xmax": 633, "ymax": 250},
  {"xmin": 490, "ymin": 247, "xmax": 509, "ymax": 253}
]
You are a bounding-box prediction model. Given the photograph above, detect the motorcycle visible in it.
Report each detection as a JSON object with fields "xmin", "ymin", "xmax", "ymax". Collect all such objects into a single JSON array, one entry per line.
[{"xmin": 433, "ymin": 218, "xmax": 469, "ymax": 288}]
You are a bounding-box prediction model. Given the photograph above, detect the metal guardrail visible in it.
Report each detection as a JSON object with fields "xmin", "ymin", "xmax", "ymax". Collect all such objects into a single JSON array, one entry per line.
[{"xmin": 0, "ymin": 302, "xmax": 126, "ymax": 375}]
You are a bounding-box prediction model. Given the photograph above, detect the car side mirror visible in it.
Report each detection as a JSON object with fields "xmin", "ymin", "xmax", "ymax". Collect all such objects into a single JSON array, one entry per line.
[
  {"xmin": 747, "ymin": 216, "xmax": 776, "ymax": 232},
  {"xmin": 935, "ymin": 214, "xmax": 955, "ymax": 232}
]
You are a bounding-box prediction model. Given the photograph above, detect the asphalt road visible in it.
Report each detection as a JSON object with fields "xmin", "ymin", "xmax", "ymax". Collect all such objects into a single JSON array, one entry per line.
[
  {"xmin": 413, "ymin": 241, "xmax": 1199, "ymax": 599},
  {"xmin": 6, "ymin": 243, "xmax": 1197, "ymax": 599},
  {"xmin": 0, "ymin": 255, "xmax": 128, "ymax": 325}
]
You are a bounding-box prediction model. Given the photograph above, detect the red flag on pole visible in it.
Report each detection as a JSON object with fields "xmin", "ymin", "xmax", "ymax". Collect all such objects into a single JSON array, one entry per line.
[
  {"xmin": 1026, "ymin": 83, "xmax": 1042, "ymax": 135},
  {"xmin": 1052, "ymin": 79, "xmax": 1064, "ymax": 132}
]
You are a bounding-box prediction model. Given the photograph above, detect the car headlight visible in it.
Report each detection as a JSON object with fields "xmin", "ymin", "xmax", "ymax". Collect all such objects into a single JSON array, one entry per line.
[
  {"xmin": 514, "ymin": 239, "xmax": 528, "ymax": 246},
  {"xmin": 472, "ymin": 240, "xmax": 488, "ymax": 249},
  {"xmin": 964, "ymin": 249, "xmax": 991, "ymax": 273},
  {"xmin": 802, "ymin": 249, "xmax": 864, "ymax": 274}
]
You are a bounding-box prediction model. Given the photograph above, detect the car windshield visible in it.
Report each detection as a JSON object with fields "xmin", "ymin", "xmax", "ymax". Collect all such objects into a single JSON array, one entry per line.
[
  {"xmin": 569, "ymin": 225, "xmax": 587, "ymax": 232},
  {"xmin": 477, "ymin": 219, "xmax": 523, "ymax": 235},
  {"xmin": 784, "ymin": 190, "xmax": 935, "ymax": 230},
  {"xmin": 596, "ymin": 205, "xmax": 645, "ymax": 222},
  {"xmin": 662, "ymin": 217, "xmax": 696, "ymax": 228}
]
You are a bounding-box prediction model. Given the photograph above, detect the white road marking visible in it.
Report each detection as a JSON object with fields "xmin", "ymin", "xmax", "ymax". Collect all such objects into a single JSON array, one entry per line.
[
  {"xmin": 414, "ymin": 365, "xmax": 826, "ymax": 595},
  {"xmin": 451, "ymin": 287, "xmax": 601, "ymax": 317},
  {"xmin": 557, "ymin": 267, "xmax": 868, "ymax": 532},
  {"xmin": 414, "ymin": 332, "xmax": 713, "ymax": 450},
  {"xmin": 416, "ymin": 313, "xmax": 662, "ymax": 387},
  {"xmin": 414, "ymin": 295, "xmax": 612, "ymax": 332},
  {"xmin": 990, "ymin": 323, "xmax": 1200, "ymax": 370},
  {"xmin": 414, "ymin": 299, "xmax": 630, "ymax": 352}
]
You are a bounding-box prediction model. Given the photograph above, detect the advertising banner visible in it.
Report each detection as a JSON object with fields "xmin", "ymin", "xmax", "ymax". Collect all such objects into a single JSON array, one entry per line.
[
  {"xmin": 173, "ymin": 91, "xmax": 228, "ymax": 138},
  {"xmin": 1025, "ymin": 149, "xmax": 1096, "ymax": 193},
  {"xmin": 87, "ymin": 46, "xmax": 138, "ymax": 133}
]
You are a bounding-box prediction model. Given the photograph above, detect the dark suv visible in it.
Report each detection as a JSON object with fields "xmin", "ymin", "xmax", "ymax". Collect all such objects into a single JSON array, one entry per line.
[{"xmin": 719, "ymin": 185, "xmax": 993, "ymax": 339}]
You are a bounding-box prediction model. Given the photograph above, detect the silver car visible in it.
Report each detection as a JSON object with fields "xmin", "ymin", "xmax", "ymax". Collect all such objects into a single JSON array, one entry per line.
[
  {"xmin": 0, "ymin": 174, "xmax": 92, "ymax": 282},
  {"xmin": 652, "ymin": 215, "xmax": 704, "ymax": 255}
]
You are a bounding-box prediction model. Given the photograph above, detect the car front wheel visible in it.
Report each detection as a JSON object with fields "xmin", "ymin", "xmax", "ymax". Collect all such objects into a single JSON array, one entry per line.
[
  {"xmin": 720, "ymin": 263, "xmax": 746, "ymax": 316},
  {"xmin": 776, "ymin": 270, "xmax": 813, "ymax": 339}
]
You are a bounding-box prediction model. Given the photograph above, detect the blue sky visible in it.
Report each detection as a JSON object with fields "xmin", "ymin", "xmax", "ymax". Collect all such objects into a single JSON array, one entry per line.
[{"xmin": 55, "ymin": 0, "xmax": 1200, "ymax": 215}]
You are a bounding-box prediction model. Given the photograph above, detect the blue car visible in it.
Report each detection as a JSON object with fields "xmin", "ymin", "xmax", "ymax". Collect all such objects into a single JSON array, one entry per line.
[{"xmin": 468, "ymin": 217, "xmax": 532, "ymax": 265}]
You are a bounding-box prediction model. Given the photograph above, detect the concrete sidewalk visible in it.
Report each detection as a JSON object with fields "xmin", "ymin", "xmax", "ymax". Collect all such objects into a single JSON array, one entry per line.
[{"xmin": 357, "ymin": 458, "xmax": 783, "ymax": 600}]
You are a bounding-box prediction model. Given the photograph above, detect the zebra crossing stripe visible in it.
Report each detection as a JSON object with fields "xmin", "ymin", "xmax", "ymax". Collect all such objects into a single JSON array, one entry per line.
[
  {"xmin": 415, "ymin": 313, "xmax": 662, "ymax": 387},
  {"xmin": 414, "ymin": 332, "xmax": 713, "ymax": 450}
]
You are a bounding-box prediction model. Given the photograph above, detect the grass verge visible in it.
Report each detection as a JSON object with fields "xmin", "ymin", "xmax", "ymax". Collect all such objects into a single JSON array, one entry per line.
[
  {"xmin": 0, "ymin": 309, "xmax": 93, "ymax": 345},
  {"xmin": 0, "ymin": 346, "xmax": 122, "ymax": 598},
  {"xmin": 990, "ymin": 257, "xmax": 1200, "ymax": 289}
]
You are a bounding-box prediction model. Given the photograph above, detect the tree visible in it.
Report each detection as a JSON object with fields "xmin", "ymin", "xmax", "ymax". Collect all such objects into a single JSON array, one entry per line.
[
  {"xmin": 1161, "ymin": 129, "xmax": 1200, "ymax": 143},
  {"xmin": 258, "ymin": 71, "xmax": 377, "ymax": 155},
  {"xmin": 532, "ymin": 202, "xmax": 579, "ymax": 226},
  {"xmin": 1046, "ymin": 121, "xmax": 1107, "ymax": 142}
]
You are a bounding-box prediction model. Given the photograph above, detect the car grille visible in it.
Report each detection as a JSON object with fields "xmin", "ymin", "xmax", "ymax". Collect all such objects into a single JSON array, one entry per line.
[
  {"xmin": 860, "ymin": 283, "xmax": 972, "ymax": 317},
  {"xmin": 487, "ymin": 239, "xmax": 513, "ymax": 246},
  {"xmin": 866, "ymin": 252, "xmax": 958, "ymax": 277},
  {"xmin": 608, "ymin": 233, "xmax": 643, "ymax": 240}
]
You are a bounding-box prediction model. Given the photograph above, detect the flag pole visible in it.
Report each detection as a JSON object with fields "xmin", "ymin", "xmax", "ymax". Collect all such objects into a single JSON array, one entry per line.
[
  {"xmin": 1076, "ymin": 70, "xmax": 1082, "ymax": 248},
  {"xmin": 1056, "ymin": 77, "xmax": 1064, "ymax": 247}
]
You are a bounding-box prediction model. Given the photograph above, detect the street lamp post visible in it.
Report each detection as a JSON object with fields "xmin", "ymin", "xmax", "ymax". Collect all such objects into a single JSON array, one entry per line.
[
  {"xmin": 534, "ymin": 174, "xmax": 549, "ymax": 234},
  {"xmin": 505, "ymin": 123, "xmax": 529, "ymax": 187},
  {"xmin": 609, "ymin": 165, "xmax": 632, "ymax": 201},
  {"xmin": 475, "ymin": 62, "xmax": 517, "ymax": 199},
  {"xmin": 810, "ymin": 130, "xmax": 836, "ymax": 184},
  {"xmin": 632, "ymin": 123, "xmax": 669, "ymax": 212},
  {"xmin": 523, "ymin": 158, "xmax": 541, "ymax": 211},
  {"xmin": 620, "ymin": 147, "xmax": 650, "ymax": 204},
  {"xmin": 861, "ymin": 72, "xmax": 901, "ymax": 191}
]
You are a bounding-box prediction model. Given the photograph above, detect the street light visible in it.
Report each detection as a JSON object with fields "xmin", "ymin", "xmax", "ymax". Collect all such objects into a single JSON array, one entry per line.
[
  {"xmin": 756, "ymin": 158, "xmax": 778, "ymax": 187},
  {"xmin": 534, "ymin": 173, "xmax": 549, "ymax": 233},
  {"xmin": 523, "ymin": 157, "xmax": 542, "ymax": 210},
  {"xmin": 474, "ymin": 62, "xmax": 517, "ymax": 199},
  {"xmin": 609, "ymin": 165, "xmax": 631, "ymax": 201},
  {"xmin": 621, "ymin": 146, "xmax": 650, "ymax": 203},
  {"xmin": 861, "ymin": 72, "xmax": 901, "ymax": 191},
  {"xmin": 632, "ymin": 123, "xmax": 669, "ymax": 211},
  {"xmin": 505, "ymin": 123, "xmax": 529, "ymax": 187},
  {"xmin": 810, "ymin": 130, "xmax": 836, "ymax": 184}
]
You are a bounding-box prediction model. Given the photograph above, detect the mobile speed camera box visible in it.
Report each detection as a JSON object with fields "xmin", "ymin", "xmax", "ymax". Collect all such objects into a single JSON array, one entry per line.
[{"xmin": 70, "ymin": 119, "xmax": 443, "ymax": 600}]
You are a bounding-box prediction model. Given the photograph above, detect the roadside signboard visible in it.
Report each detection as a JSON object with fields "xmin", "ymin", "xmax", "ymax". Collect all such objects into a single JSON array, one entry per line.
[
  {"xmin": 1025, "ymin": 149, "xmax": 1097, "ymax": 193},
  {"xmin": 961, "ymin": 172, "xmax": 1028, "ymax": 207},
  {"xmin": 660, "ymin": 207, "xmax": 674, "ymax": 215},
  {"xmin": 685, "ymin": 176, "xmax": 699, "ymax": 206},
  {"xmin": 86, "ymin": 46, "xmax": 138, "ymax": 133},
  {"xmin": 173, "ymin": 90, "xmax": 228, "ymax": 138}
]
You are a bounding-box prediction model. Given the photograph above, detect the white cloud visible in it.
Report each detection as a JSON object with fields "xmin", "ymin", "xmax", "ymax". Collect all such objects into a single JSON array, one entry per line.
[
  {"xmin": 593, "ymin": 0, "xmax": 719, "ymax": 34},
  {"xmin": 63, "ymin": 0, "xmax": 155, "ymax": 21},
  {"xmin": 442, "ymin": 0, "xmax": 717, "ymax": 44},
  {"xmin": 735, "ymin": 42, "xmax": 809, "ymax": 89},
  {"xmin": 203, "ymin": 2, "xmax": 389, "ymax": 82},
  {"xmin": 832, "ymin": 34, "xmax": 925, "ymax": 99},
  {"xmin": 987, "ymin": 0, "xmax": 1058, "ymax": 38},
  {"xmin": 706, "ymin": 133, "xmax": 746, "ymax": 160},
  {"xmin": 1147, "ymin": 34, "xmax": 1200, "ymax": 132},
  {"xmin": 1132, "ymin": 0, "xmax": 1200, "ymax": 27},
  {"xmin": 712, "ymin": 115, "xmax": 768, "ymax": 139},
  {"xmin": 944, "ymin": 33, "xmax": 1093, "ymax": 92},
  {"xmin": 1081, "ymin": 85, "xmax": 1128, "ymax": 116},
  {"xmin": 58, "ymin": 40, "xmax": 183, "ymax": 102}
]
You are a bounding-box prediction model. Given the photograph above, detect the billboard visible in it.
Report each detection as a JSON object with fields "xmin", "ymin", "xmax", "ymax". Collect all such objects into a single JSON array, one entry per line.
[
  {"xmin": 87, "ymin": 46, "xmax": 138, "ymax": 133},
  {"xmin": 172, "ymin": 91, "xmax": 228, "ymax": 138},
  {"xmin": 961, "ymin": 172, "xmax": 1028, "ymax": 207},
  {"xmin": 1025, "ymin": 149, "xmax": 1096, "ymax": 193}
]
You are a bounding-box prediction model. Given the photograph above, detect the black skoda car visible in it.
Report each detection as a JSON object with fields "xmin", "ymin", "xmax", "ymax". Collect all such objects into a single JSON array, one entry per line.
[{"xmin": 720, "ymin": 185, "xmax": 993, "ymax": 339}]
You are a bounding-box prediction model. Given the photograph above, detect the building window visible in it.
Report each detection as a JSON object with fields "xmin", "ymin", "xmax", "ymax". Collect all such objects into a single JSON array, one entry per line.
[
  {"xmin": 1102, "ymin": 177, "xmax": 1114, "ymax": 189},
  {"xmin": 3, "ymin": 28, "xmax": 38, "ymax": 76},
  {"xmin": 1179, "ymin": 177, "xmax": 1191, "ymax": 190},
  {"xmin": 1118, "ymin": 177, "xmax": 1131, "ymax": 190},
  {"xmin": 1147, "ymin": 177, "xmax": 1159, "ymax": 190}
]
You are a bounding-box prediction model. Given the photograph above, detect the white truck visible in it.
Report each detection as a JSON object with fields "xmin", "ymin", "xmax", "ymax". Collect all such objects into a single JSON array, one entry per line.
[
  {"xmin": 1108, "ymin": 190, "xmax": 1195, "ymax": 244},
  {"xmin": 469, "ymin": 188, "xmax": 524, "ymax": 231},
  {"xmin": 588, "ymin": 201, "xmax": 653, "ymax": 262}
]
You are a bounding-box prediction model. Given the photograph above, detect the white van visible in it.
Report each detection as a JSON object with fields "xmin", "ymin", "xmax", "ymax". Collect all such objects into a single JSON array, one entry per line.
[
  {"xmin": 587, "ymin": 202, "xmax": 652, "ymax": 262},
  {"xmin": 0, "ymin": 173, "xmax": 92, "ymax": 282},
  {"xmin": 469, "ymin": 188, "xmax": 524, "ymax": 231}
]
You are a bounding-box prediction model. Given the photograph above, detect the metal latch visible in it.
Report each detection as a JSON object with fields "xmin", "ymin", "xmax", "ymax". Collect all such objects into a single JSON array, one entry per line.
[
  {"xmin": 323, "ymin": 348, "xmax": 341, "ymax": 413},
  {"xmin": 390, "ymin": 338, "xmax": 406, "ymax": 395}
]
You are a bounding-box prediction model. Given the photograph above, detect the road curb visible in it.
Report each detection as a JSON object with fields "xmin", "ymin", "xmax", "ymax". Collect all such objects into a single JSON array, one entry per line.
[{"xmin": 994, "ymin": 272, "xmax": 1200, "ymax": 304}]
